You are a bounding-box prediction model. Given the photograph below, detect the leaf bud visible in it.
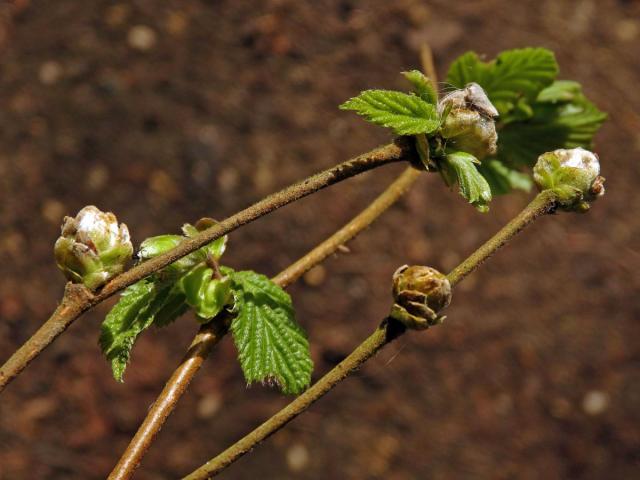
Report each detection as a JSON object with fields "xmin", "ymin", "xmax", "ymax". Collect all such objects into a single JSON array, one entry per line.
[
  {"xmin": 533, "ymin": 147, "xmax": 605, "ymax": 212},
  {"xmin": 438, "ymin": 83, "xmax": 498, "ymax": 160},
  {"xmin": 54, "ymin": 206, "xmax": 133, "ymax": 290},
  {"xmin": 390, "ymin": 265, "xmax": 452, "ymax": 330}
]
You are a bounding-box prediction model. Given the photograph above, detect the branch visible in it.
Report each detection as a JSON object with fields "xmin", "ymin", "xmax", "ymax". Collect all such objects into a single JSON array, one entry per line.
[
  {"xmin": 0, "ymin": 140, "xmax": 415, "ymax": 394},
  {"xmin": 106, "ymin": 166, "xmax": 422, "ymax": 480},
  {"xmin": 181, "ymin": 190, "xmax": 560, "ymax": 480}
]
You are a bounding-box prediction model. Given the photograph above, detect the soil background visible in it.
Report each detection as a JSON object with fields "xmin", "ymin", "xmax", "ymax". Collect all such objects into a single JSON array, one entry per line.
[{"xmin": 1, "ymin": 1, "xmax": 639, "ymax": 479}]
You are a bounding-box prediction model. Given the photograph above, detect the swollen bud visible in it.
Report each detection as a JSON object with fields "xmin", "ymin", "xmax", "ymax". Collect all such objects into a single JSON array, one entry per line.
[
  {"xmin": 54, "ymin": 206, "xmax": 133, "ymax": 290},
  {"xmin": 438, "ymin": 83, "xmax": 498, "ymax": 160},
  {"xmin": 533, "ymin": 147, "xmax": 605, "ymax": 212},
  {"xmin": 179, "ymin": 264, "xmax": 233, "ymax": 321},
  {"xmin": 390, "ymin": 265, "xmax": 452, "ymax": 330}
]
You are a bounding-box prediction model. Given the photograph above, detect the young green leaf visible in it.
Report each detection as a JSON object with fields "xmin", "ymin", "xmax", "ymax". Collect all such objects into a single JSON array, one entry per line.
[
  {"xmin": 402, "ymin": 70, "xmax": 438, "ymax": 105},
  {"xmin": 182, "ymin": 222, "xmax": 228, "ymax": 260},
  {"xmin": 152, "ymin": 284, "xmax": 189, "ymax": 327},
  {"xmin": 137, "ymin": 226, "xmax": 228, "ymax": 278},
  {"xmin": 497, "ymin": 92, "xmax": 607, "ymax": 168},
  {"xmin": 179, "ymin": 264, "xmax": 232, "ymax": 322},
  {"xmin": 478, "ymin": 159, "xmax": 533, "ymax": 195},
  {"xmin": 138, "ymin": 235, "xmax": 184, "ymax": 262},
  {"xmin": 99, "ymin": 279, "xmax": 188, "ymax": 381},
  {"xmin": 442, "ymin": 151, "xmax": 492, "ymax": 212},
  {"xmin": 446, "ymin": 48, "xmax": 558, "ymax": 116},
  {"xmin": 229, "ymin": 271, "xmax": 313, "ymax": 395},
  {"xmin": 99, "ymin": 280, "xmax": 155, "ymax": 381},
  {"xmin": 340, "ymin": 89, "xmax": 440, "ymax": 135},
  {"xmin": 536, "ymin": 80, "xmax": 582, "ymax": 103}
]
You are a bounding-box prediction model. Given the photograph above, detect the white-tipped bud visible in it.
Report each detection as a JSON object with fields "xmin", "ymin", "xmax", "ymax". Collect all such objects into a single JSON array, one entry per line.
[
  {"xmin": 533, "ymin": 147, "xmax": 605, "ymax": 212},
  {"xmin": 54, "ymin": 206, "xmax": 133, "ymax": 290}
]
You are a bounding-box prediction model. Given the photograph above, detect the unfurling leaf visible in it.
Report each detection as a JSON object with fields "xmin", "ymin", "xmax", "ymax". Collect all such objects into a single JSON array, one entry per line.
[
  {"xmin": 136, "ymin": 225, "xmax": 228, "ymax": 279},
  {"xmin": 446, "ymin": 49, "xmax": 605, "ymax": 196},
  {"xmin": 402, "ymin": 70, "xmax": 438, "ymax": 105},
  {"xmin": 497, "ymin": 90, "xmax": 606, "ymax": 168},
  {"xmin": 442, "ymin": 151, "xmax": 492, "ymax": 212},
  {"xmin": 536, "ymin": 80, "xmax": 582, "ymax": 103},
  {"xmin": 179, "ymin": 264, "xmax": 232, "ymax": 322},
  {"xmin": 446, "ymin": 48, "xmax": 558, "ymax": 116},
  {"xmin": 478, "ymin": 159, "xmax": 533, "ymax": 195},
  {"xmin": 340, "ymin": 89, "xmax": 440, "ymax": 135},
  {"xmin": 229, "ymin": 271, "xmax": 313, "ymax": 395},
  {"xmin": 99, "ymin": 279, "xmax": 187, "ymax": 381}
]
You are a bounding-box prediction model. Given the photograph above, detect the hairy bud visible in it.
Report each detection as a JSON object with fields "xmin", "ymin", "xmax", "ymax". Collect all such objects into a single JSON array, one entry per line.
[
  {"xmin": 438, "ymin": 83, "xmax": 498, "ymax": 160},
  {"xmin": 54, "ymin": 206, "xmax": 133, "ymax": 290},
  {"xmin": 533, "ymin": 147, "xmax": 605, "ymax": 212},
  {"xmin": 390, "ymin": 265, "xmax": 452, "ymax": 330}
]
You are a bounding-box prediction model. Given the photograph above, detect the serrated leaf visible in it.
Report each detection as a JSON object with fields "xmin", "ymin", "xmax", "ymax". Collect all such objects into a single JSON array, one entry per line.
[
  {"xmin": 446, "ymin": 51, "xmax": 492, "ymax": 89},
  {"xmin": 179, "ymin": 264, "xmax": 232, "ymax": 322},
  {"xmin": 99, "ymin": 280, "xmax": 155, "ymax": 381},
  {"xmin": 443, "ymin": 151, "xmax": 492, "ymax": 212},
  {"xmin": 340, "ymin": 89, "xmax": 440, "ymax": 135},
  {"xmin": 153, "ymin": 283, "xmax": 189, "ymax": 327},
  {"xmin": 402, "ymin": 70, "xmax": 438, "ymax": 105},
  {"xmin": 229, "ymin": 271, "xmax": 313, "ymax": 395},
  {"xmin": 537, "ymin": 80, "xmax": 582, "ymax": 103},
  {"xmin": 100, "ymin": 279, "xmax": 188, "ymax": 381},
  {"xmin": 446, "ymin": 48, "xmax": 558, "ymax": 116},
  {"xmin": 497, "ymin": 93, "xmax": 607, "ymax": 168},
  {"xmin": 478, "ymin": 159, "xmax": 533, "ymax": 195}
]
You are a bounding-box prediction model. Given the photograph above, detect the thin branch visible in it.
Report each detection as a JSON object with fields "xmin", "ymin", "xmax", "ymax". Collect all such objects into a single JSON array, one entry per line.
[
  {"xmin": 0, "ymin": 139, "xmax": 415, "ymax": 394},
  {"xmin": 107, "ymin": 317, "xmax": 230, "ymax": 480},
  {"xmin": 272, "ymin": 167, "xmax": 422, "ymax": 288},
  {"xmin": 446, "ymin": 189, "xmax": 557, "ymax": 287},
  {"xmin": 106, "ymin": 166, "xmax": 423, "ymax": 480},
  {"xmin": 181, "ymin": 190, "xmax": 560, "ymax": 480}
]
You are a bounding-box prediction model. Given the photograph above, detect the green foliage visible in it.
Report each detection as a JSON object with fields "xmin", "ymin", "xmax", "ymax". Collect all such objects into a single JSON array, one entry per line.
[
  {"xmin": 340, "ymin": 47, "xmax": 604, "ymax": 208},
  {"xmin": 445, "ymin": 48, "xmax": 605, "ymax": 194},
  {"xmin": 497, "ymin": 84, "xmax": 607, "ymax": 169},
  {"xmin": 99, "ymin": 279, "xmax": 186, "ymax": 381},
  {"xmin": 478, "ymin": 160, "xmax": 533, "ymax": 195},
  {"xmin": 441, "ymin": 152, "xmax": 492, "ymax": 212},
  {"xmin": 101, "ymin": 226, "xmax": 313, "ymax": 395},
  {"xmin": 229, "ymin": 271, "xmax": 313, "ymax": 395},
  {"xmin": 101, "ymin": 224, "xmax": 231, "ymax": 382},
  {"xmin": 446, "ymin": 48, "xmax": 558, "ymax": 116},
  {"xmin": 536, "ymin": 80, "xmax": 582, "ymax": 103},
  {"xmin": 340, "ymin": 90, "xmax": 440, "ymax": 135},
  {"xmin": 402, "ymin": 70, "xmax": 438, "ymax": 105}
]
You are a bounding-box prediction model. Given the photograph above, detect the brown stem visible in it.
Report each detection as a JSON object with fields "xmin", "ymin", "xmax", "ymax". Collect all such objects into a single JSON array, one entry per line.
[
  {"xmin": 107, "ymin": 318, "xmax": 230, "ymax": 480},
  {"xmin": 183, "ymin": 321, "xmax": 402, "ymax": 480},
  {"xmin": 105, "ymin": 166, "xmax": 422, "ymax": 479},
  {"xmin": 446, "ymin": 190, "xmax": 558, "ymax": 287},
  {"xmin": 181, "ymin": 190, "xmax": 559, "ymax": 480},
  {"xmin": 272, "ymin": 167, "xmax": 422, "ymax": 288},
  {"xmin": 0, "ymin": 284, "xmax": 94, "ymax": 390},
  {"xmin": 0, "ymin": 140, "xmax": 415, "ymax": 394}
]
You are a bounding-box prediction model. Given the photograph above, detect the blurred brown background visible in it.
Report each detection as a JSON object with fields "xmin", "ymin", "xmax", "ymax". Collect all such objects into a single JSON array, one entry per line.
[{"xmin": 0, "ymin": 1, "xmax": 639, "ymax": 479}]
